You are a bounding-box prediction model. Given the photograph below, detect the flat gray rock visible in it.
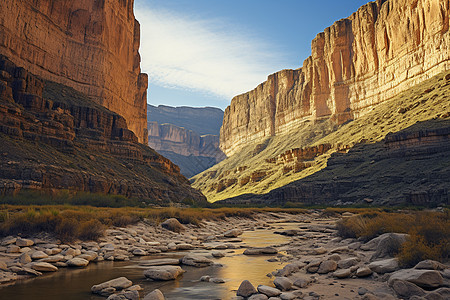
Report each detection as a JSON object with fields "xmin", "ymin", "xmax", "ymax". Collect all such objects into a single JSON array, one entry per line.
[
  {"xmin": 257, "ymin": 285, "xmax": 281, "ymax": 297},
  {"xmin": 181, "ymin": 254, "xmax": 213, "ymax": 268},
  {"xmin": 144, "ymin": 266, "xmax": 184, "ymax": 281},
  {"xmin": 389, "ymin": 269, "xmax": 444, "ymax": 289},
  {"xmin": 92, "ymin": 277, "xmax": 133, "ymax": 294},
  {"xmin": 368, "ymin": 258, "xmax": 399, "ymax": 274}
]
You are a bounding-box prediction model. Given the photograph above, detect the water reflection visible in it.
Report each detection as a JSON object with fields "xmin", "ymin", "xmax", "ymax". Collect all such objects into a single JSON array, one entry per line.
[{"xmin": 0, "ymin": 223, "xmax": 300, "ymax": 299}]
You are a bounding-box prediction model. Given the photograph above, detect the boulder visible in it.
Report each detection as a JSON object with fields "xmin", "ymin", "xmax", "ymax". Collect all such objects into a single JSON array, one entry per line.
[
  {"xmin": 161, "ymin": 218, "xmax": 185, "ymax": 233},
  {"xmin": 389, "ymin": 269, "xmax": 444, "ymax": 289},
  {"xmin": 77, "ymin": 251, "xmax": 98, "ymax": 261},
  {"xmin": 31, "ymin": 262, "xmax": 58, "ymax": 272},
  {"xmin": 224, "ymin": 229, "xmax": 243, "ymax": 238},
  {"xmin": 389, "ymin": 279, "xmax": 426, "ymax": 299},
  {"xmin": 176, "ymin": 243, "xmax": 194, "ymax": 250},
  {"xmin": 144, "ymin": 266, "xmax": 184, "ymax": 280},
  {"xmin": 368, "ymin": 258, "xmax": 399, "ymax": 274},
  {"xmin": 280, "ymin": 292, "xmax": 299, "ymax": 300},
  {"xmin": 16, "ymin": 238, "xmax": 34, "ymax": 247},
  {"xmin": 273, "ymin": 261, "xmax": 306, "ymax": 277},
  {"xmin": 211, "ymin": 277, "xmax": 225, "ymax": 284},
  {"xmin": 293, "ymin": 277, "xmax": 310, "ymax": 288},
  {"xmin": 237, "ymin": 280, "xmax": 257, "ymax": 297},
  {"xmin": 356, "ymin": 267, "xmax": 373, "ymax": 277},
  {"xmin": 143, "ymin": 289, "xmax": 165, "ymax": 300},
  {"xmin": 248, "ymin": 294, "xmax": 268, "ymax": 300},
  {"xmin": 317, "ymin": 260, "xmax": 337, "ymax": 274},
  {"xmin": 106, "ymin": 291, "xmax": 139, "ymax": 300},
  {"xmin": 31, "ymin": 251, "xmax": 49, "ymax": 260},
  {"xmin": 67, "ymin": 258, "xmax": 89, "ymax": 267},
  {"xmin": 18, "ymin": 253, "xmax": 32, "ymax": 264},
  {"xmin": 371, "ymin": 233, "xmax": 408, "ymax": 260},
  {"xmin": 333, "ymin": 268, "xmax": 352, "ymax": 278},
  {"xmin": 91, "ymin": 277, "xmax": 133, "ymax": 294},
  {"xmin": 212, "ymin": 251, "xmax": 225, "ymax": 258},
  {"xmin": 181, "ymin": 254, "xmax": 213, "ymax": 268},
  {"xmin": 132, "ymin": 248, "xmax": 147, "ymax": 256},
  {"xmin": 338, "ymin": 257, "xmax": 360, "ymax": 269},
  {"xmin": 244, "ymin": 247, "xmax": 278, "ymax": 255},
  {"xmin": 414, "ymin": 260, "xmax": 447, "ymax": 271},
  {"xmin": 257, "ymin": 285, "xmax": 281, "ymax": 297},
  {"xmin": 273, "ymin": 277, "xmax": 293, "ymax": 291}
]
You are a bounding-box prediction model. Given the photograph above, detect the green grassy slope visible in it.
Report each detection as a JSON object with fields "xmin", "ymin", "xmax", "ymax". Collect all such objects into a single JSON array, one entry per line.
[{"xmin": 192, "ymin": 70, "xmax": 450, "ymax": 203}]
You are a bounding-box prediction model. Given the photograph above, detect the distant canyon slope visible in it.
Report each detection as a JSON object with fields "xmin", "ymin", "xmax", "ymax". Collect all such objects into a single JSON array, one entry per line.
[
  {"xmin": 193, "ymin": 0, "xmax": 450, "ymax": 206},
  {"xmin": 0, "ymin": 0, "xmax": 206, "ymax": 204},
  {"xmin": 147, "ymin": 105, "xmax": 225, "ymax": 178}
]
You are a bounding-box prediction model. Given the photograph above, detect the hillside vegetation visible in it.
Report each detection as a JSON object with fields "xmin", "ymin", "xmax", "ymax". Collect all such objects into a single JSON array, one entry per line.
[{"xmin": 192, "ymin": 70, "xmax": 450, "ymax": 203}]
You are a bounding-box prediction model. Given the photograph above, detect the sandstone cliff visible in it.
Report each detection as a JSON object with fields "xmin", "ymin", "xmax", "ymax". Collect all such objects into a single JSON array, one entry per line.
[
  {"xmin": 0, "ymin": 0, "xmax": 148, "ymax": 143},
  {"xmin": 147, "ymin": 105, "xmax": 225, "ymax": 177},
  {"xmin": 221, "ymin": 0, "xmax": 450, "ymax": 156},
  {"xmin": 0, "ymin": 55, "xmax": 206, "ymax": 204}
]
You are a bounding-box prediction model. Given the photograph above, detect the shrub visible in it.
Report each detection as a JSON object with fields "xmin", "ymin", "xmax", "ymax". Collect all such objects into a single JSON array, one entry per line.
[
  {"xmin": 77, "ymin": 219, "xmax": 105, "ymax": 241},
  {"xmin": 337, "ymin": 210, "xmax": 449, "ymax": 264}
]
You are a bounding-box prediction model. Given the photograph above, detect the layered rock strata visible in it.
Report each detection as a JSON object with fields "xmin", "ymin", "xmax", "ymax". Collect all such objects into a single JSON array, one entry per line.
[
  {"xmin": 221, "ymin": 0, "xmax": 450, "ymax": 156},
  {"xmin": 148, "ymin": 122, "xmax": 224, "ymax": 159},
  {"xmin": 219, "ymin": 119, "xmax": 450, "ymax": 207},
  {"xmin": 0, "ymin": 0, "xmax": 148, "ymax": 143},
  {"xmin": 0, "ymin": 55, "xmax": 206, "ymax": 203},
  {"xmin": 147, "ymin": 105, "xmax": 225, "ymax": 177}
]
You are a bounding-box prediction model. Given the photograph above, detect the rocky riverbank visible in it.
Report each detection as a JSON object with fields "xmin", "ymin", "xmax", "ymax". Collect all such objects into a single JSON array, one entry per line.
[{"xmin": 0, "ymin": 211, "xmax": 448, "ymax": 299}]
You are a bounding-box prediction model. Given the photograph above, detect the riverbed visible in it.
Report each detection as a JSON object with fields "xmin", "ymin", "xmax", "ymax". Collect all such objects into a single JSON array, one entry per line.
[{"xmin": 0, "ymin": 223, "xmax": 299, "ymax": 299}]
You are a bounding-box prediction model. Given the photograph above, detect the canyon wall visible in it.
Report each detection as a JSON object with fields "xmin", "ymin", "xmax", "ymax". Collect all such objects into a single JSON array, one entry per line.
[
  {"xmin": 147, "ymin": 105, "xmax": 226, "ymax": 177},
  {"xmin": 0, "ymin": 0, "xmax": 148, "ymax": 143},
  {"xmin": 148, "ymin": 122, "xmax": 223, "ymax": 159},
  {"xmin": 0, "ymin": 54, "xmax": 206, "ymax": 203},
  {"xmin": 221, "ymin": 0, "xmax": 450, "ymax": 156}
]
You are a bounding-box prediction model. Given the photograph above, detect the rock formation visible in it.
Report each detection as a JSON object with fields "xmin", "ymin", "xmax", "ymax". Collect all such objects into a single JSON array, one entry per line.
[
  {"xmin": 0, "ymin": 32, "xmax": 205, "ymax": 203},
  {"xmin": 221, "ymin": 0, "xmax": 450, "ymax": 156},
  {"xmin": 147, "ymin": 105, "xmax": 225, "ymax": 177},
  {"xmin": 0, "ymin": 0, "xmax": 148, "ymax": 143},
  {"xmin": 148, "ymin": 105, "xmax": 223, "ymax": 136}
]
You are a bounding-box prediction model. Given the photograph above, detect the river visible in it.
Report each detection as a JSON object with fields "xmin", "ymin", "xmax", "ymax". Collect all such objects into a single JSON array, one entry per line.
[{"xmin": 0, "ymin": 223, "xmax": 300, "ymax": 299}]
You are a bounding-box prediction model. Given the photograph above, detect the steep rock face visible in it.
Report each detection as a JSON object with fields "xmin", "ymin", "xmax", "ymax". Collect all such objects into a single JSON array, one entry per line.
[
  {"xmin": 147, "ymin": 105, "xmax": 225, "ymax": 177},
  {"xmin": 221, "ymin": 0, "xmax": 450, "ymax": 156},
  {"xmin": 0, "ymin": 55, "xmax": 206, "ymax": 204},
  {"xmin": 148, "ymin": 122, "xmax": 223, "ymax": 158},
  {"xmin": 0, "ymin": 0, "xmax": 148, "ymax": 143}
]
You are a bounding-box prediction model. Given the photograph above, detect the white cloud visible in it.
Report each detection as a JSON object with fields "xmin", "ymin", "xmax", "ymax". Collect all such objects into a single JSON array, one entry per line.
[{"xmin": 134, "ymin": 4, "xmax": 287, "ymax": 100}]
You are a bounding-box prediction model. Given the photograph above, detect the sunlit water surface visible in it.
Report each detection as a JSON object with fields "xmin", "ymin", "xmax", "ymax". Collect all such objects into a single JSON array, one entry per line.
[{"xmin": 0, "ymin": 223, "xmax": 301, "ymax": 299}]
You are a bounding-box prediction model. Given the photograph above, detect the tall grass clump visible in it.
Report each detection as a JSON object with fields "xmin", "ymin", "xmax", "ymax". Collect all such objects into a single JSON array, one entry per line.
[{"xmin": 337, "ymin": 210, "xmax": 449, "ymax": 266}]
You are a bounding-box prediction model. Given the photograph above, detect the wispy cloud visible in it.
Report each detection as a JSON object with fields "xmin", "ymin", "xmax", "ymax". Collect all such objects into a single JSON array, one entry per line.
[{"xmin": 135, "ymin": 4, "xmax": 287, "ymax": 100}]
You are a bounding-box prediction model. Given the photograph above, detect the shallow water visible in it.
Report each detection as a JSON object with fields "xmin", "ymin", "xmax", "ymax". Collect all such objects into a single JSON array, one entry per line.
[{"xmin": 0, "ymin": 223, "xmax": 300, "ymax": 299}]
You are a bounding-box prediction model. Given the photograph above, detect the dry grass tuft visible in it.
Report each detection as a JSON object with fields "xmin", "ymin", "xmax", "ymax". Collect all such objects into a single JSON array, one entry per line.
[{"xmin": 337, "ymin": 210, "xmax": 449, "ymax": 266}]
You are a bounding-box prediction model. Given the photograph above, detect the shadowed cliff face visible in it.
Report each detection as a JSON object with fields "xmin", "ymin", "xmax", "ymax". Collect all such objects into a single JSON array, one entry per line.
[
  {"xmin": 0, "ymin": 55, "xmax": 206, "ymax": 204},
  {"xmin": 0, "ymin": 0, "xmax": 148, "ymax": 143},
  {"xmin": 220, "ymin": 0, "xmax": 450, "ymax": 156}
]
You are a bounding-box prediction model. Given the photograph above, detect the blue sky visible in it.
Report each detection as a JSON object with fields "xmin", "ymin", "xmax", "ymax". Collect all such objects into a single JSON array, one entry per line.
[{"xmin": 135, "ymin": 0, "xmax": 369, "ymax": 110}]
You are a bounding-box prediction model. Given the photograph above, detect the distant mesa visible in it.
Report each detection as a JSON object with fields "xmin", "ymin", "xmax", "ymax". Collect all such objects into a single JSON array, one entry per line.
[{"xmin": 147, "ymin": 105, "xmax": 226, "ymax": 178}]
